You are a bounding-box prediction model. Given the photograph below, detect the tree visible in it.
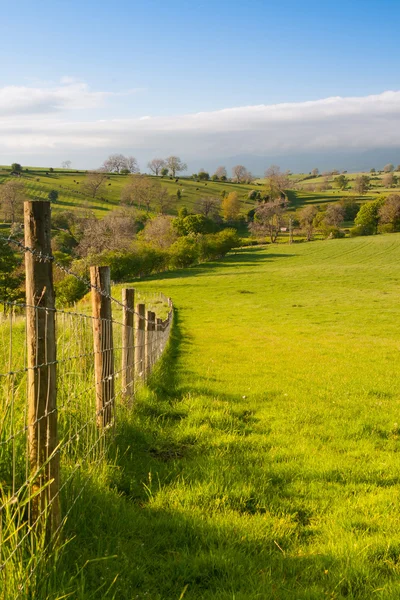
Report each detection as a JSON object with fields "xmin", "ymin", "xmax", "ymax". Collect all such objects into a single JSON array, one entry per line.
[
  {"xmin": 10, "ymin": 163, "xmax": 22, "ymax": 175},
  {"xmin": 0, "ymin": 180, "xmax": 25, "ymax": 224},
  {"xmin": 324, "ymin": 203, "xmax": 345, "ymax": 227},
  {"xmin": 0, "ymin": 240, "xmax": 23, "ymax": 312},
  {"xmin": 195, "ymin": 196, "xmax": 220, "ymax": 219},
  {"xmin": 214, "ymin": 166, "xmax": 227, "ymax": 181},
  {"xmin": 156, "ymin": 188, "xmax": 173, "ymax": 214},
  {"xmin": 165, "ymin": 156, "xmax": 187, "ymax": 177},
  {"xmin": 122, "ymin": 175, "xmax": 170, "ymax": 213},
  {"xmin": 198, "ymin": 169, "xmax": 210, "ymax": 181},
  {"xmin": 102, "ymin": 154, "xmax": 139, "ymax": 173},
  {"xmin": 370, "ymin": 168, "xmax": 376, "ymax": 173},
  {"xmin": 312, "ymin": 168, "xmax": 319, "ymax": 177},
  {"xmin": 339, "ymin": 197, "xmax": 360, "ymax": 221},
  {"xmin": 48, "ymin": 190, "xmax": 59, "ymax": 203},
  {"xmin": 354, "ymin": 198, "xmax": 384, "ymax": 234},
  {"xmin": 354, "ymin": 175, "xmax": 370, "ymax": 195},
  {"xmin": 173, "ymin": 214, "xmax": 214, "ymax": 236},
  {"xmin": 76, "ymin": 207, "xmax": 138, "ymax": 256},
  {"xmin": 221, "ymin": 192, "xmax": 241, "ymax": 220},
  {"xmin": 249, "ymin": 199, "xmax": 288, "ymax": 243},
  {"xmin": 147, "ymin": 158, "xmax": 166, "ymax": 176},
  {"xmin": 334, "ymin": 174, "xmax": 349, "ymax": 190},
  {"xmin": 82, "ymin": 171, "xmax": 108, "ymax": 198},
  {"xmin": 299, "ymin": 205, "xmax": 318, "ymax": 241},
  {"xmin": 383, "ymin": 173, "xmax": 395, "ymax": 188},
  {"xmin": 383, "ymin": 163, "xmax": 394, "ymax": 173},
  {"xmin": 61, "ymin": 160, "xmax": 72, "ymax": 169},
  {"xmin": 161, "ymin": 167, "xmax": 169, "ymax": 176},
  {"xmin": 142, "ymin": 215, "xmax": 177, "ymax": 249},
  {"xmin": 379, "ymin": 194, "xmax": 400, "ymax": 231},
  {"xmin": 264, "ymin": 165, "xmax": 290, "ymax": 199},
  {"xmin": 232, "ymin": 165, "xmax": 249, "ymax": 183}
]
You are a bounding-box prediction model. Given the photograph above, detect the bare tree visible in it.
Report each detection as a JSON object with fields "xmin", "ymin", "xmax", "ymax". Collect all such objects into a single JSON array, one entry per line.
[
  {"xmin": 121, "ymin": 175, "xmax": 153, "ymax": 211},
  {"xmin": 76, "ymin": 207, "xmax": 137, "ymax": 256},
  {"xmin": 383, "ymin": 163, "xmax": 394, "ymax": 173},
  {"xmin": 0, "ymin": 180, "xmax": 25, "ymax": 224},
  {"xmin": 311, "ymin": 168, "xmax": 319, "ymax": 177},
  {"xmin": 82, "ymin": 171, "xmax": 108, "ymax": 198},
  {"xmin": 249, "ymin": 198, "xmax": 288, "ymax": 242},
  {"xmin": 121, "ymin": 174, "xmax": 170, "ymax": 213},
  {"xmin": 102, "ymin": 154, "xmax": 139, "ymax": 173},
  {"xmin": 324, "ymin": 203, "xmax": 345, "ymax": 227},
  {"xmin": 299, "ymin": 205, "xmax": 318, "ymax": 241},
  {"xmin": 214, "ymin": 166, "xmax": 227, "ymax": 180},
  {"xmin": 232, "ymin": 165, "xmax": 248, "ymax": 183},
  {"xmin": 156, "ymin": 188, "xmax": 173, "ymax": 214},
  {"xmin": 195, "ymin": 196, "xmax": 220, "ymax": 218},
  {"xmin": 383, "ymin": 172, "xmax": 395, "ymax": 188},
  {"xmin": 142, "ymin": 215, "xmax": 177, "ymax": 249},
  {"xmin": 354, "ymin": 175, "xmax": 370, "ymax": 195},
  {"xmin": 61, "ymin": 160, "xmax": 72, "ymax": 169},
  {"xmin": 379, "ymin": 193, "xmax": 400, "ymax": 230},
  {"xmin": 165, "ymin": 156, "xmax": 187, "ymax": 177},
  {"xmin": 264, "ymin": 165, "xmax": 290, "ymax": 199},
  {"xmin": 147, "ymin": 158, "xmax": 166, "ymax": 176}
]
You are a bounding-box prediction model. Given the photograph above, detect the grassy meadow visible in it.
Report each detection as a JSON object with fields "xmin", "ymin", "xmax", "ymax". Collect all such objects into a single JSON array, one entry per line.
[{"xmin": 37, "ymin": 233, "xmax": 400, "ymax": 600}]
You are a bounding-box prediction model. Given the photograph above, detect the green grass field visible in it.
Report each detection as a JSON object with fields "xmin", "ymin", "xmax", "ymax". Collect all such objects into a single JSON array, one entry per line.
[
  {"xmin": 0, "ymin": 168, "xmax": 258, "ymax": 218},
  {"xmin": 41, "ymin": 233, "xmax": 400, "ymax": 599}
]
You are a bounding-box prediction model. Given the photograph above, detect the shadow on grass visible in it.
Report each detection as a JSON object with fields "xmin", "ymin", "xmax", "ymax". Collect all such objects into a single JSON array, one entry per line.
[{"xmin": 137, "ymin": 247, "xmax": 295, "ymax": 283}]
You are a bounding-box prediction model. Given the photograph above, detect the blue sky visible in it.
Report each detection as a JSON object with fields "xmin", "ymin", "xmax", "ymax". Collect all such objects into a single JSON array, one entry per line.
[{"xmin": 1, "ymin": 0, "xmax": 400, "ymax": 172}]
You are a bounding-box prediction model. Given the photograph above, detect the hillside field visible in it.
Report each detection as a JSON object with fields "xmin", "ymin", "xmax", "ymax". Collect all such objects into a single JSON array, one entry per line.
[
  {"xmin": 47, "ymin": 233, "xmax": 400, "ymax": 599},
  {"xmin": 2, "ymin": 166, "xmax": 400, "ymax": 225}
]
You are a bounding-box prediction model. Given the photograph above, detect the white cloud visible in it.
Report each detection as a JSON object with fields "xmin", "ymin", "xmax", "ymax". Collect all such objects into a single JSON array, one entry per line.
[{"xmin": 1, "ymin": 84, "xmax": 400, "ymax": 159}]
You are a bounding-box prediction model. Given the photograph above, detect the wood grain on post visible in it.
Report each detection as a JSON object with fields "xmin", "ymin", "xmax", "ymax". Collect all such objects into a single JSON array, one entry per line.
[
  {"xmin": 145, "ymin": 310, "xmax": 156, "ymax": 378},
  {"xmin": 24, "ymin": 200, "xmax": 60, "ymax": 533},
  {"xmin": 156, "ymin": 317, "xmax": 163, "ymax": 361},
  {"xmin": 135, "ymin": 303, "xmax": 145, "ymax": 380},
  {"xmin": 90, "ymin": 266, "xmax": 114, "ymax": 428},
  {"xmin": 122, "ymin": 289, "xmax": 134, "ymax": 402}
]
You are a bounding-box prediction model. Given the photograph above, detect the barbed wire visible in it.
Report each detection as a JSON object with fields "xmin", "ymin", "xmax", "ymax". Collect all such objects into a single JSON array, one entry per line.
[{"xmin": 0, "ymin": 234, "xmax": 173, "ymax": 320}]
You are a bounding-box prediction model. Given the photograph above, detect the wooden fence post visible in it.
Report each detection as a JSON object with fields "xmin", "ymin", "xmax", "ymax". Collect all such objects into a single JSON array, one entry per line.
[
  {"xmin": 90, "ymin": 266, "xmax": 114, "ymax": 428},
  {"xmin": 24, "ymin": 200, "xmax": 60, "ymax": 534},
  {"xmin": 135, "ymin": 303, "xmax": 145, "ymax": 380},
  {"xmin": 156, "ymin": 317, "xmax": 163, "ymax": 361},
  {"xmin": 122, "ymin": 288, "xmax": 135, "ymax": 401},
  {"xmin": 145, "ymin": 310, "xmax": 156, "ymax": 378}
]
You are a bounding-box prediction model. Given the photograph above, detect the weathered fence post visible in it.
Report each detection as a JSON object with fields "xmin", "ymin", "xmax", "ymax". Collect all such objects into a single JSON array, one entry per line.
[
  {"xmin": 135, "ymin": 303, "xmax": 145, "ymax": 380},
  {"xmin": 156, "ymin": 317, "xmax": 163, "ymax": 361},
  {"xmin": 24, "ymin": 200, "xmax": 60, "ymax": 534},
  {"xmin": 122, "ymin": 288, "xmax": 135, "ymax": 401},
  {"xmin": 145, "ymin": 310, "xmax": 156, "ymax": 378},
  {"xmin": 90, "ymin": 266, "xmax": 114, "ymax": 428}
]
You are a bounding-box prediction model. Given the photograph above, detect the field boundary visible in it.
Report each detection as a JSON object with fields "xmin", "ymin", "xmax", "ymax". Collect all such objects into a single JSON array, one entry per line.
[{"xmin": 0, "ymin": 201, "xmax": 173, "ymax": 597}]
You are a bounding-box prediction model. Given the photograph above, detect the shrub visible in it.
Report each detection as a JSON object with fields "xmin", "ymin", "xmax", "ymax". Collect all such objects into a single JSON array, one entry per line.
[
  {"xmin": 55, "ymin": 275, "xmax": 87, "ymax": 306},
  {"xmin": 350, "ymin": 225, "xmax": 370, "ymax": 237},
  {"xmin": 168, "ymin": 237, "xmax": 199, "ymax": 269},
  {"xmin": 325, "ymin": 227, "xmax": 345, "ymax": 239}
]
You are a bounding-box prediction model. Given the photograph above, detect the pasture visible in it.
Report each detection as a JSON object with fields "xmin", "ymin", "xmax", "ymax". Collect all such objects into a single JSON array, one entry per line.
[{"xmin": 39, "ymin": 233, "xmax": 400, "ymax": 599}]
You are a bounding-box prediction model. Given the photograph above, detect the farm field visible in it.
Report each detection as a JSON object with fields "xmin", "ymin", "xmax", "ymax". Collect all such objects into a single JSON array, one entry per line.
[
  {"xmin": 48, "ymin": 233, "xmax": 400, "ymax": 599},
  {"xmin": 0, "ymin": 167, "xmax": 258, "ymax": 218}
]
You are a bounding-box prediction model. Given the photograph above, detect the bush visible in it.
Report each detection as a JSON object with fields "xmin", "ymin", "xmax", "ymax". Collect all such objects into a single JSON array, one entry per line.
[
  {"xmin": 55, "ymin": 275, "xmax": 87, "ymax": 306},
  {"xmin": 168, "ymin": 237, "xmax": 199, "ymax": 269},
  {"xmin": 349, "ymin": 225, "xmax": 371, "ymax": 237},
  {"xmin": 325, "ymin": 227, "xmax": 345, "ymax": 239},
  {"xmin": 378, "ymin": 223, "xmax": 396, "ymax": 234}
]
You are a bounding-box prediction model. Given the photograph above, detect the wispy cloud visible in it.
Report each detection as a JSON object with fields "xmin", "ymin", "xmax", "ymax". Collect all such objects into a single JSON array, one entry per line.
[
  {"xmin": 1, "ymin": 82, "xmax": 400, "ymax": 158},
  {"xmin": 0, "ymin": 78, "xmax": 144, "ymax": 116}
]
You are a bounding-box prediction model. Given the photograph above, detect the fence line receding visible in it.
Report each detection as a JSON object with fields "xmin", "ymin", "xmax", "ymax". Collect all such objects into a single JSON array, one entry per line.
[{"xmin": 0, "ymin": 201, "xmax": 173, "ymax": 597}]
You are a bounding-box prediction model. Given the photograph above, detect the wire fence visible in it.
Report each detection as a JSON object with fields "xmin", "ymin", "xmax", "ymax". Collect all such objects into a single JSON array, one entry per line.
[{"xmin": 0, "ymin": 201, "xmax": 173, "ymax": 598}]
